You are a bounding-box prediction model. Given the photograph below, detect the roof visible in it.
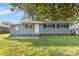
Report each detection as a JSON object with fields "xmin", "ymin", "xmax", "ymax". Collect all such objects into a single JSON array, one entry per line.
[
  {"xmin": 21, "ymin": 21, "xmax": 43, "ymax": 24},
  {"xmin": 10, "ymin": 23, "xmax": 21, "ymax": 26},
  {"xmin": 10, "ymin": 20, "xmax": 73, "ymax": 26},
  {"xmin": 0, "ymin": 24, "xmax": 10, "ymax": 28},
  {"xmin": 21, "ymin": 20, "xmax": 71, "ymax": 24}
]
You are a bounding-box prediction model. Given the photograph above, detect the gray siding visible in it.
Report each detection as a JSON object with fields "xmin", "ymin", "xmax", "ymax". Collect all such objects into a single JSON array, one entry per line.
[
  {"xmin": 10, "ymin": 24, "xmax": 34, "ymax": 35},
  {"xmin": 22, "ymin": 24, "xmax": 34, "ymax": 34},
  {"xmin": 10, "ymin": 23, "xmax": 71, "ymax": 36},
  {"xmin": 39, "ymin": 24, "xmax": 71, "ymax": 34},
  {"xmin": 10, "ymin": 25, "xmax": 21, "ymax": 35}
]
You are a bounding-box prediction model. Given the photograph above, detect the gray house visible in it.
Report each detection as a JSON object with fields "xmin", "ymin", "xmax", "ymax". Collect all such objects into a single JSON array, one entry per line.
[
  {"xmin": 10, "ymin": 20, "xmax": 72, "ymax": 39},
  {"xmin": 0, "ymin": 24, "xmax": 10, "ymax": 34}
]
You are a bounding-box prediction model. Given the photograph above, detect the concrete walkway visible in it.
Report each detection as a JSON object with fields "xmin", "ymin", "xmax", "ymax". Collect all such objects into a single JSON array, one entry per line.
[{"xmin": 10, "ymin": 36, "xmax": 39, "ymax": 39}]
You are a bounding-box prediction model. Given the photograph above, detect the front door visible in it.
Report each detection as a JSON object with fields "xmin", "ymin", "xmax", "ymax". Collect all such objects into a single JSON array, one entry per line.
[{"xmin": 34, "ymin": 24, "xmax": 39, "ymax": 34}]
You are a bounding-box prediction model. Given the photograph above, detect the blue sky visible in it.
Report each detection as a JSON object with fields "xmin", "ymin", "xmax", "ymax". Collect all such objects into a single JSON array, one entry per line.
[{"xmin": 0, "ymin": 3, "xmax": 24, "ymax": 23}]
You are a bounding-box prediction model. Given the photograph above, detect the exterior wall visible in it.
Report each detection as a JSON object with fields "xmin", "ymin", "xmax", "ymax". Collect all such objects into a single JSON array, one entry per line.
[
  {"xmin": 21, "ymin": 24, "xmax": 34, "ymax": 34},
  {"xmin": 10, "ymin": 23, "xmax": 71, "ymax": 36},
  {"xmin": 10, "ymin": 24, "xmax": 21, "ymax": 35},
  {"xmin": 10, "ymin": 24, "xmax": 34, "ymax": 35},
  {"xmin": 39, "ymin": 24, "xmax": 71, "ymax": 34},
  {"xmin": 0, "ymin": 27, "xmax": 9, "ymax": 34}
]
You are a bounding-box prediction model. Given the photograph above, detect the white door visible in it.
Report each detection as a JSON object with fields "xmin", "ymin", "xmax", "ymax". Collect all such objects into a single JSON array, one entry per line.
[{"xmin": 34, "ymin": 24, "xmax": 39, "ymax": 34}]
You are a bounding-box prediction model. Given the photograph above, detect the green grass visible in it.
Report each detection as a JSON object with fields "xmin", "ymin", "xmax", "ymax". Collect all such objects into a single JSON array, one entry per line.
[{"xmin": 0, "ymin": 34, "xmax": 79, "ymax": 56}]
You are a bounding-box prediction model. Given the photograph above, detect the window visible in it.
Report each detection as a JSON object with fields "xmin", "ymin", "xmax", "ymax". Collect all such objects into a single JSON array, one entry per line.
[
  {"xmin": 48, "ymin": 24, "xmax": 52, "ymax": 27},
  {"xmin": 62, "ymin": 24, "xmax": 66, "ymax": 28},
  {"xmin": 57, "ymin": 24, "xmax": 61, "ymax": 28},
  {"xmin": 57, "ymin": 24, "xmax": 69, "ymax": 28},
  {"xmin": 63, "ymin": 24, "xmax": 66, "ymax": 28},
  {"xmin": 52, "ymin": 24, "xmax": 55, "ymax": 28},
  {"xmin": 66, "ymin": 24, "xmax": 69, "ymax": 28},
  {"xmin": 43, "ymin": 24, "xmax": 47, "ymax": 28},
  {"xmin": 25, "ymin": 24, "xmax": 33, "ymax": 28},
  {"xmin": 43, "ymin": 23, "xmax": 69, "ymax": 28},
  {"xmin": 43, "ymin": 24, "xmax": 52, "ymax": 28}
]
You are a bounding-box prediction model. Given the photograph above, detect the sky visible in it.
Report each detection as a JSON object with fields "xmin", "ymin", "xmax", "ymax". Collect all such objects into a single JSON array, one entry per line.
[{"xmin": 0, "ymin": 3, "xmax": 24, "ymax": 23}]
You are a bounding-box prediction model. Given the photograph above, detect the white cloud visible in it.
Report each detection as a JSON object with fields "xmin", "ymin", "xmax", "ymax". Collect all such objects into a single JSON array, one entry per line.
[
  {"xmin": 0, "ymin": 9, "xmax": 24, "ymax": 16},
  {"xmin": 0, "ymin": 9, "xmax": 14, "ymax": 16}
]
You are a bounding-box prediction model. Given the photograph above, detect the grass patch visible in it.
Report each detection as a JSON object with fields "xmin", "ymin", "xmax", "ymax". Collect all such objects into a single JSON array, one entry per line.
[{"xmin": 0, "ymin": 34, "xmax": 79, "ymax": 56}]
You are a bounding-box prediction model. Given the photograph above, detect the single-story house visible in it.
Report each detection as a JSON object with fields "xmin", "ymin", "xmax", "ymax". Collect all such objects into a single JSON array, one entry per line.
[
  {"xmin": 0, "ymin": 24, "xmax": 10, "ymax": 34},
  {"xmin": 10, "ymin": 20, "xmax": 73, "ymax": 39}
]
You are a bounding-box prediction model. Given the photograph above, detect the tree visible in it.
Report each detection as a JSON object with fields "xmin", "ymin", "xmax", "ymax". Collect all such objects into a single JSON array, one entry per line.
[{"xmin": 10, "ymin": 3, "xmax": 79, "ymax": 22}]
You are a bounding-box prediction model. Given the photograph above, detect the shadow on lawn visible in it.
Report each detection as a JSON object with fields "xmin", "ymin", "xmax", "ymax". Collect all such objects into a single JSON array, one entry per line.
[{"xmin": 6, "ymin": 35, "xmax": 79, "ymax": 47}]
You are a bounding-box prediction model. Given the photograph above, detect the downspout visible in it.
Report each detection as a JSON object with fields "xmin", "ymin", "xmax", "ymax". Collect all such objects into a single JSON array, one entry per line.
[
  {"xmin": 21, "ymin": 23, "xmax": 23, "ymax": 35},
  {"xmin": 10, "ymin": 25, "xmax": 11, "ymax": 36}
]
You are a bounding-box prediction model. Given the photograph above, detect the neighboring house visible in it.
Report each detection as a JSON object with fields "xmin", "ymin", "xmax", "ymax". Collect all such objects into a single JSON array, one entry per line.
[
  {"xmin": 0, "ymin": 24, "xmax": 10, "ymax": 34},
  {"xmin": 10, "ymin": 20, "xmax": 73, "ymax": 39},
  {"xmin": 70, "ymin": 23, "xmax": 79, "ymax": 34}
]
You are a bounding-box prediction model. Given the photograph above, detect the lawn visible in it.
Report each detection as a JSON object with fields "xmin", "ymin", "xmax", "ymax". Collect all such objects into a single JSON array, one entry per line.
[{"xmin": 0, "ymin": 34, "xmax": 79, "ymax": 56}]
